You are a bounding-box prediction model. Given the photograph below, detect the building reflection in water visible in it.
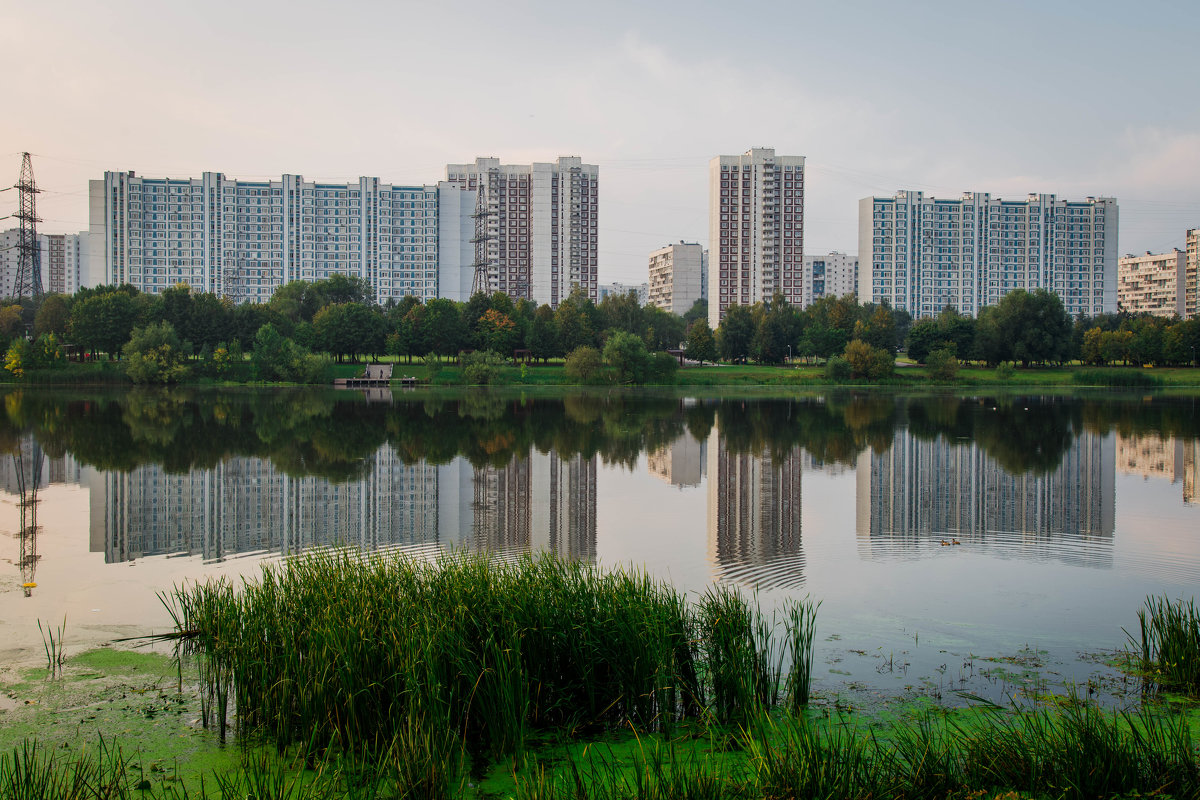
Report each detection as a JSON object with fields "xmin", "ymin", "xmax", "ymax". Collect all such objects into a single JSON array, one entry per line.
[
  {"xmin": 706, "ymin": 425, "xmax": 805, "ymax": 589},
  {"xmin": 647, "ymin": 436, "xmax": 706, "ymax": 489},
  {"xmin": 1116, "ymin": 433, "xmax": 1198, "ymax": 505},
  {"xmin": 85, "ymin": 447, "xmax": 597, "ymax": 564},
  {"xmin": 856, "ymin": 429, "xmax": 1116, "ymax": 567}
]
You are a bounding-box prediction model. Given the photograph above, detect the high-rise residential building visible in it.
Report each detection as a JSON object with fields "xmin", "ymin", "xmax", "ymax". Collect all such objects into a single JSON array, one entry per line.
[
  {"xmin": 1187, "ymin": 229, "xmax": 1200, "ymax": 318},
  {"xmin": 0, "ymin": 229, "xmax": 92, "ymax": 298},
  {"xmin": 708, "ymin": 148, "xmax": 805, "ymax": 328},
  {"xmin": 647, "ymin": 434, "xmax": 706, "ymax": 489},
  {"xmin": 859, "ymin": 191, "xmax": 1118, "ymax": 318},
  {"xmin": 445, "ymin": 157, "xmax": 599, "ymax": 307},
  {"xmin": 1118, "ymin": 250, "xmax": 1186, "ymax": 316},
  {"xmin": 647, "ymin": 241, "xmax": 706, "ymax": 315},
  {"xmin": 802, "ymin": 251, "xmax": 858, "ymax": 308},
  {"xmin": 90, "ymin": 171, "xmax": 475, "ymax": 304}
]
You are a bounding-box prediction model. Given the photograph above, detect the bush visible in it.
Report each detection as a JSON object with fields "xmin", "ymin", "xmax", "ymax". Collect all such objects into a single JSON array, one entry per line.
[
  {"xmin": 646, "ymin": 352, "xmax": 679, "ymax": 385},
  {"xmin": 926, "ymin": 348, "xmax": 960, "ymax": 381},
  {"xmin": 995, "ymin": 362, "xmax": 1015, "ymax": 381},
  {"xmin": 421, "ymin": 351, "xmax": 442, "ymax": 383},
  {"xmin": 603, "ymin": 331, "xmax": 650, "ymax": 384},
  {"xmin": 123, "ymin": 321, "xmax": 190, "ymax": 384},
  {"xmin": 843, "ymin": 340, "xmax": 893, "ymax": 381},
  {"xmin": 462, "ymin": 350, "xmax": 504, "ymax": 385},
  {"xmin": 824, "ymin": 356, "xmax": 852, "ymax": 382},
  {"xmin": 564, "ymin": 345, "xmax": 603, "ymax": 383}
]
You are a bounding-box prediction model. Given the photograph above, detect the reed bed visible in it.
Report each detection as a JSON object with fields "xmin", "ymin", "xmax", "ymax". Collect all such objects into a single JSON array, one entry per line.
[
  {"xmin": 1130, "ymin": 594, "xmax": 1200, "ymax": 697},
  {"xmin": 168, "ymin": 552, "xmax": 824, "ymax": 763}
]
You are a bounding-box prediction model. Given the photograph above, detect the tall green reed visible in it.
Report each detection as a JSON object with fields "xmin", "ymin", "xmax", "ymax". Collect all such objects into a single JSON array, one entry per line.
[{"xmin": 1128, "ymin": 594, "xmax": 1200, "ymax": 696}]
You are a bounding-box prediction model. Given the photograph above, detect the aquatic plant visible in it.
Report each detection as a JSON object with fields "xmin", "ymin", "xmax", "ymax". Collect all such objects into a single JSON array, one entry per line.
[{"xmin": 1129, "ymin": 594, "xmax": 1200, "ymax": 697}]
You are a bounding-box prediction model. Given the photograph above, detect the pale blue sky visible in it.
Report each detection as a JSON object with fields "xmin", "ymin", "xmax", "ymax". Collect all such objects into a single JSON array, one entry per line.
[{"xmin": 3, "ymin": 0, "xmax": 1197, "ymax": 284}]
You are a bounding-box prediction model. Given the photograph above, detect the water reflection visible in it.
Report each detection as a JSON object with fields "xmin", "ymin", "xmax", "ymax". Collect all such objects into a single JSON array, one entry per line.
[
  {"xmin": 1116, "ymin": 433, "xmax": 1198, "ymax": 505},
  {"xmin": 856, "ymin": 427, "xmax": 1116, "ymax": 567},
  {"xmin": 1, "ymin": 389, "xmax": 1198, "ymax": 592}
]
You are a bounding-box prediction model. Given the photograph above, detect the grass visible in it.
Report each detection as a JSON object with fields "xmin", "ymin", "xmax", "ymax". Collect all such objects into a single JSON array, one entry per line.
[{"xmin": 1129, "ymin": 595, "xmax": 1200, "ymax": 697}]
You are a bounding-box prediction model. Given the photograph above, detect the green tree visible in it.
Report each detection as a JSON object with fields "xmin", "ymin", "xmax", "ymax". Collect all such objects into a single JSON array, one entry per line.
[
  {"xmin": 555, "ymin": 292, "xmax": 595, "ymax": 354},
  {"xmin": 751, "ymin": 294, "xmax": 796, "ymax": 364},
  {"xmin": 69, "ymin": 291, "xmax": 137, "ymax": 358},
  {"xmin": 716, "ymin": 304, "xmax": 754, "ymax": 362},
  {"xmin": 33, "ymin": 294, "xmax": 71, "ymax": 338},
  {"xmin": 643, "ymin": 305, "xmax": 686, "ymax": 351},
  {"xmin": 526, "ymin": 305, "xmax": 560, "ymax": 362},
  {"xmin": 682, "ymin": 298, "xmax": 708, "ymax": 327},
  {"xmin": 314, "ymin": 302, "xmax": 386, "ymax": 362},
  {"xmin": 853, "ymin": 304, "xmax": 897, "ymax": 354},
  {"xmin": 685, "ymin": 319, "xmax": 717, "ymax": 364},
  {"xmin": 603, "ymin": 331, "xmax": 651, "ymax": 384},
  {"xmin": 122, "ymin": 321, "xmax": 190, "ymax": 384},
  {"xmin": 422, "ymin": 298, "xmax": 467, "ymax": 356}
]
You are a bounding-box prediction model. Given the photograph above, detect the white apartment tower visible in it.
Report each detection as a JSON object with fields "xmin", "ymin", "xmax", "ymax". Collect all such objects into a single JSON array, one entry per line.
[
  {"xmin": 647, "ymin": 241, "xmax": 706, "ymax": 315},
  {"xmin": 1, "ymin": 229, "xmax": 90, "ymax": 298},
  {"xmin": 859, "ymin": 191, "xmax": 1118, "ymax": 318},
  {"xmin": 802, "ymin": 252, "xmax": 858, "ymax": 308},
  {"xmin": 1118, "ymin": 250, "xmax": 1186, "ymax": 317},
  {"xmin": 445, "ymin": 157, "xmax": 599, "ymax": 307},
  {"xmin": 91, "ymin": 171, "xmax": 476, "ymax": 304},
  {"xmin": 708, "ymin": 148, "xmax": 805, "ymax": 328},
  {"xmin": 1187, "ymin": 229, "xmax": 1200, "ymax": 318}
]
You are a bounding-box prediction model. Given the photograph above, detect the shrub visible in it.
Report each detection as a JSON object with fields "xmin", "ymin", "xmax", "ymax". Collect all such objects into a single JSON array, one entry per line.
[
  {"xmin": 123, "ymin": 321, "xmax": 190, "ymax": 384},
  {"xmin": 462, "ymin": 350, "xmax": 504, "ymax": 385},
  {"xmin": 926, "ymin": 348, "xmax": 960, "ymax": 381},
  {"xmin": 646, "ymin": 352, "xmax": 679, "ymax": 385},
  {"xmin": 602, "ymin": 331, "xmax": 650, "ymax": 384},
  {"xmin": 824, "ymin": 356, "xmax": 852, "ymax": 382},
  {"xmin": 995, "ymin": 362, "xmax": 1015, "ymax": 381},
  {"xmin": 843, "ymin": 340, "xmax": 893, "ymax": 380},
  {"xmin": 564, "ymin": 345, "xmax": 603, "ymax": 383},
  {"xmin": 1071, "ymin": 369, "xmax": 1163, "ymax": 388}
]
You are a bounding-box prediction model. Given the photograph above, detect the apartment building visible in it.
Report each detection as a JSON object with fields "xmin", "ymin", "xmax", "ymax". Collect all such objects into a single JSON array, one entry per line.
[
  {"xmin": 0, "ymin": 229, "xmax": 91, "ymax": 298},
  {"xmin": 859, "ymin": 191, "xmax": 1118, "ymax": 318},
  {"xmin": 1188, "ymin": 229, "xmax": 1200, "ymax": 318},
  {"xmin": 90, "ymin": 171, "xmax": 476, "ymax": 305},
  {"xmin": 802, "ymin": 251, "xmax": 858, "ymax": 307},
  {"xmin": 708, "ymin": 148, "xmax": 805, "ymax": 328},
  {"xmin": 445, "ymin": 157, "xmax": 599, "ymax": 307},
  {"xmin": 1117, "ymin": 250, "xmax": 1186, "ymax": 316},
  {"xmin": 598, "ymin": 282, "xmax": 649, "ymax": 305},
  {"xmin": 647, "ymin": 241, "xmax": 706, "ymax": 315}
]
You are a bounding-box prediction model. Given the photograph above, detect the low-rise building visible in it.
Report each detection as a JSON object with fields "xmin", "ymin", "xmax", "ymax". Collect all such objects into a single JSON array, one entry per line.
[{"xmin": 802, "ymin": 252, "xmax": 858, "ymax": 307}]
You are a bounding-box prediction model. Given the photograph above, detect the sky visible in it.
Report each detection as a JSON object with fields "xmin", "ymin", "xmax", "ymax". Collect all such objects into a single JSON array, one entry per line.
[{"xmin": 3, "ymin": 0, "xmax": 1198, "ymax": 285}]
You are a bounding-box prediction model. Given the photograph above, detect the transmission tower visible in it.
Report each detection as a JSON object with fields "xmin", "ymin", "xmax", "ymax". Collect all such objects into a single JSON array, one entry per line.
[
  {"xmin": 470, "ymin": 187, "xmax": 497, "ymax": 296},
  {"xmin": 13, "ymin": 152, "xmax": 44, "ymax": 302},
  {"xmin": 12, "ymin": 439, "xmax": 44, "ymax": 598}
]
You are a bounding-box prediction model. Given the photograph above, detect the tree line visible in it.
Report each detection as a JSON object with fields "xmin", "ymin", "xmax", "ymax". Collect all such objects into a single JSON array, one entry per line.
[{"xmin": 3, "ymin": 277, "xmax": 1198, "ymax": 385}]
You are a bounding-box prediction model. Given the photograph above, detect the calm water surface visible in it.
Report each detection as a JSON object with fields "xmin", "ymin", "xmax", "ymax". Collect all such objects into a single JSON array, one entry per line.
[{"xmin": 1, "ymin": 387, "xmax": 1197, "ymax": 708}]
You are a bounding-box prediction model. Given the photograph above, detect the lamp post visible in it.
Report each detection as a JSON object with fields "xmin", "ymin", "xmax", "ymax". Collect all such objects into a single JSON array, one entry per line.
[{"xmin": 787, "ymin": 344, "xmax": 792, "ymax": 366}]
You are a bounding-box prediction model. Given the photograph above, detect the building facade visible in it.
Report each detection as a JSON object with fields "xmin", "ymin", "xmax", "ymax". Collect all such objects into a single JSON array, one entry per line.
[
  {"xmin": 90, "ymin": 171, "xmax": 476, "ymax": 305},
  {"xmin": 647, "ymin": 241, "xmax": 706, "ymax": 315},
  {"xmin": 598, "ymin": 282, "xmax": 649, "ymax": 305},
  {"xmin": 1188, "ymin": 229, "xmax": 1200, "ymax": 318},
  {"xmin": 445, "ymin": 157, "xmax": 598, "ymax": 307},
  {"xmin": 1118, "ymin": 250, "xmax": 1186, "ymax": 316},
  {"xmin": 802, "ymin": 251, "xmax": 858, "ymax": 308},
  {"xmin": 1, "ymin": 229, "xmax": 91, "ymax": 299},
  {"xmin": 859, "ymin": 191, "xmax": 1118, "ymax": 318},
  {"xmin": 708, "ymin": 148, "xmax": 805, "ymax": 328}
]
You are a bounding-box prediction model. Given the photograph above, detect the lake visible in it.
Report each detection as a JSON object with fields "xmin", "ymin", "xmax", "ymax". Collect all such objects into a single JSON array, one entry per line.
[{"xmin": 1, "ymin": 386, "xmax": 1197, "ymax": 709}]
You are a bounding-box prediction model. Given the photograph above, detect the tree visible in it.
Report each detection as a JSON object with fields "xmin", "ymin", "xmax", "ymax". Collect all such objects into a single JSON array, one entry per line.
[
  {"xmin": 603, "ymin": 331, "xmax": 650, "ymax": 384},
  {"xmin": 716, "ymin": 304, "xmax": 754, "ymax": 362},
  {"xmin": 1081, "ymin": 327, "xmax": 1105, "ymax": 365},
  {"xmin": 598, "ymin": 291, "xmax": 644, "ymax": 339},
  {"xmin": 751, "ymin": 294, "xmax": 796, "ymax": 364},
  {"xmin": 682, "ymin": 298, "xmax": 708, "ymax": 327},
  {"xmin": 313, "ymin": 302, "xmax": 386, "ymax": 362},
  {"xmin": 122, "ymin": 321, "xmax": 190, "ymax": 384},
  {"xmin": 843, "ymin": 340, "xmax": 894, "ymax": 380},
  {"xmin": 685, "ymin": 319, "xmax": 717, "ymax": 364},
  {"xmin": 926, "ymin": 348, "xmax": 960, "ymax": 381},
  {"xmin": 643, "ymin": 305, "xmax": 685, "ymax": 352},
  {"xmin": 478, "ymin": 308, "xmax": 520, "ymax": 356},
  {"xmin": 422, "ymin": 298, "xmax": 467, "ymax": 356},
  {"xmin": 526, "ymin": 305, "xmax": 560, "ymax": 362},
  {"xmin": 69, "ymin": 291, "xmax": 137, "ymax": 358},
  {"xmin": 0, "ymin": 305, "xmax": 24, "ymax": 340},
  {"xmin": 34, "ymin": 295, "xmax": 71, "ymax": 338},
  {"xmin": 555, "ymin": 293, "xmax": 595, "ymax": 354},
  {"xmin": 905, "ymin": 318, "xmax": 942, "ymax": 364},
  {"xmin": 853, "ymin": 304, "xmax": 897, "ymax": 354}
]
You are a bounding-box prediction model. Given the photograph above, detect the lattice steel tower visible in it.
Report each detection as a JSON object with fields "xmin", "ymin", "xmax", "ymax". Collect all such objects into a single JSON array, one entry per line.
[{"xmin": 13, "ymin": 152, "xmax": 43, "ymax": 302}]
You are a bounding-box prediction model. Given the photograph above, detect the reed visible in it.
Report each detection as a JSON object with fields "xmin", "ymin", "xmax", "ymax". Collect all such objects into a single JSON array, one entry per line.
[
  {"xmin": 36, "ymin": 616, "xmax": 67, "ymax": 679},
  {"xmin": 1128, "ymin": 594, "xmax": 1200, "ymax": 696},
  {"xmin": 166, "ymin": 550, "xmax": 708, "ymax": 767},
  {"xmin": 782, "ymin": 597, "xmax": 820, "ymax": 711}
]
